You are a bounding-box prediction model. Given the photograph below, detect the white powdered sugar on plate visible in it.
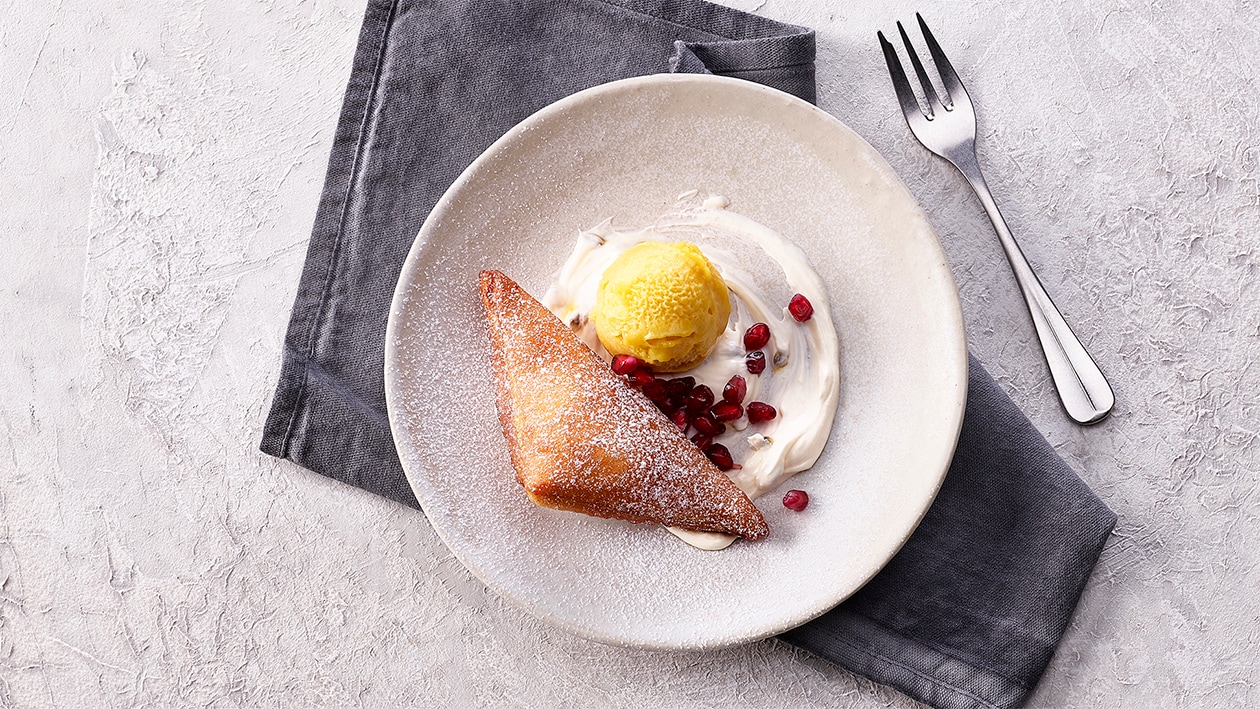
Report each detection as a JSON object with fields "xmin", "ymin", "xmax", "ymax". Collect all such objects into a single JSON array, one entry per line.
[{"xmin": 385, "ymin": 74, "xmax": 967, "ymax": 649}]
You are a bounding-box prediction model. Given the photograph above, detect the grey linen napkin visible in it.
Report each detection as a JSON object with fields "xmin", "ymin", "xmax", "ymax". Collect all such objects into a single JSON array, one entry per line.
[{"xmin": 260, "ymin": 1, "xmax": 1116, "ymax": 707}]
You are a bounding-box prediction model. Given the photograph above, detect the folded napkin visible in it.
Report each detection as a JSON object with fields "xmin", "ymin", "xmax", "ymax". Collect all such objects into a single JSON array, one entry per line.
[{"xmin": 260, "ymin": 1, "xmax": 1116, "ymax": 707}]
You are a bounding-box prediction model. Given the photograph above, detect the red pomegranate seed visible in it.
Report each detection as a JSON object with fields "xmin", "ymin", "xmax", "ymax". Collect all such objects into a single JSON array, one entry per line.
[
  {"xmin": 710, "ymin": 401, "xmax": 743, "ymax": 422},
  {"xmin": 641, "ymin": 379, "xmax": 669, "ymax": 405},
  {"xmin": 705, "ymin": 443, "xmax": 735, "ymax": 471},
  {"xmin": 723, "ymin": 375, "xmax": 747, "ymax": 404},
  {"xmin": 628, "ymin": 370, "xmax": 654, "ymax": 387},
  {"xmin": 611, "ymin": 354, "xmax": 642, "ymax": 375},
  {"xmin": 691, "ymin": 433, "xmax": 713, "ymax": 451},
  {"xmin": 746, "ymin": 401, "xmax": 777, "ymax": 424},
  {"xmin": 684, "ymin": 385, "xmax": 715, "ymax": 414},
  {"xmin": 692, "ymin": 413, "xmax": 722, "ymax": 436},
  {"xmin": 782, "ymin": 489, "xmax": 809, "ymax": 511},
  {"xmin": 665, "ymin": 376, "xmax": 695, "ymax": 400},
  {"xmin": 745, "ymin": 350, "xmax": 766, "ymax": 375},
  {"xmin": 743, "ymin": 322, "xmax": 771, "ymax": 351},
  {"xmin": 788, "ymin": 294, "xmax": 814, "ymax": 322},
  {"xmin": 671, "ymin": 408, "xmax": 689, "ymax": 431}
]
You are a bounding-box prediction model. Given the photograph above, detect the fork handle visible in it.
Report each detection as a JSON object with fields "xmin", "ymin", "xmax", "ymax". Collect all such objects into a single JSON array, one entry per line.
[{"xmin": 951, "ymin": 150, "xmax": 1115, "ymax": 425}]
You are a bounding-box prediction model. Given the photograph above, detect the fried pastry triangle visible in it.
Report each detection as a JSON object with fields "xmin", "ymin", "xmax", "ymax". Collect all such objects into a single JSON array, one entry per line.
[{"xmin": 479, "ymin": 270, "xmax": 769, "ymax": 541}]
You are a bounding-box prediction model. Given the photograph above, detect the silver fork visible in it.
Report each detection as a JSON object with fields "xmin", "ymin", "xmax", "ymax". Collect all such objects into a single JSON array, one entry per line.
[{"xmin": 878, "ymin": 15, "xmax": 1114, "ymax": 425}]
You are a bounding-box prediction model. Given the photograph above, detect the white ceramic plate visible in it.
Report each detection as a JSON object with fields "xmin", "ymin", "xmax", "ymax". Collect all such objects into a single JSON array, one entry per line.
[{"xmin": 385, "ymin": 74, "xmax": 967, "ymax": 650}]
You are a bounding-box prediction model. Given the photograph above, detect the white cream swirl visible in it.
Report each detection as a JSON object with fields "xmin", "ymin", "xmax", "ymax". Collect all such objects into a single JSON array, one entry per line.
[{"xmin": 543, "ymin": 193, "xmax": 840, "ymax": 550}]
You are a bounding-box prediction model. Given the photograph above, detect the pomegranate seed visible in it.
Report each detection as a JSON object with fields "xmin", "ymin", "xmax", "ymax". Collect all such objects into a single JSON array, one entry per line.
[
  {"xmin": 692, "ymin": 413, "xmax": 722, "ymax": 436},
  {"xmin": 782, "ymin": 489, "xmax": 809, "ymax": 511},
  {"xmin": 788, "ymin": 294, "xmax": 814, "ymax": 322},
  {"xmin": 745, "ymin": 350, "xmax": 766, "ymax": 375},
  {"xmin": 743, "ymin": 322, "xmax": 771, "ymax": 351},
  {"xmin": 628, "ymin": 370, "xmax": 654, "ymax": 387},
  {"xmin": 746, "ymin": 401, "xmax": 777, "ymax": 424},
  {"xmin": 611, "ymin": 354, "xmax": 642, "ymax": 375},
  {"xmin": 710, "ymin": 401, "xmax": 743, "ymax": 422},
  {"xmin": 642, "ymin": 379, "xmax": 669, "ymax": 405},
  {"xmin": 705, "ymin": 443, "xmax": 735, "ymax": 471},
  {"xmin": 691, "ymin": 433, "xmax": 713, "ymax": 451},
  {"xmin": 665, "ymin": 376, "xmax": 695, "ymax": 399},
  {"xmin": 656, "ymin": 397, "xmax": 680, "ymax": 415},
  {"xmin": 671, "ymin": 408, "xmax": 689, "ymax": 431},
  {"xmin": 723, "ymin": 375, "xmax": 747, "ymax": 404},
  {"xmin": 684, "ymin": 385, "xmax": 715, "ymax": 414}
]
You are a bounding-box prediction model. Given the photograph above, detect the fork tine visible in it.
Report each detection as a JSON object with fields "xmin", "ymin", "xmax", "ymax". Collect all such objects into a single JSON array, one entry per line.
[
  {"xmin": 896, "ymin": 21, "xmax": 943, "ymax": 115},
  {"xmin": 877, "ymin": 31, "xmax": 927, "ymax": 122},
  {"xmin": 916, "ymin": 14, "xmax": 966, "ymax": 109}
]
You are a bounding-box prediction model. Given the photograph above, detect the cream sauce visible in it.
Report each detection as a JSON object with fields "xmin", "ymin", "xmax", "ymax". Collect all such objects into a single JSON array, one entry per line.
[{"xmin": 543, "ymin": 193, "xmax": 840, "ymax": 550}]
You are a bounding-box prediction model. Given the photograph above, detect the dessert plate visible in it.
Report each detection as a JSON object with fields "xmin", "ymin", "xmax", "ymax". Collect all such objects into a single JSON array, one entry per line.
[{"xmin": 385, "ymin": 74, "xmax": 967, "ymax": 649}]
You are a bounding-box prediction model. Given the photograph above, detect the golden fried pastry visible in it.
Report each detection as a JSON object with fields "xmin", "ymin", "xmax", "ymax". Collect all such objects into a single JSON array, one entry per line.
[{"xmin": 479, "ymin": 270, "xmax": 769, "ymax": 540}]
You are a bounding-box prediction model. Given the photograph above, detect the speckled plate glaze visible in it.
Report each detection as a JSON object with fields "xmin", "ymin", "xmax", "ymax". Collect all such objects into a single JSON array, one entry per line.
[{"xmin": 385, "ymin": 74, "xmax": 967, "ymax": 650}]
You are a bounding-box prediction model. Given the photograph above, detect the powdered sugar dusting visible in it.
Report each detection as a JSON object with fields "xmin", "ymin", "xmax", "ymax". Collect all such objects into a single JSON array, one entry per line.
[
  {"xmin": 478, "ymin": 271, "xmax": 767, "ymax": 538},
  {"xmin": 384, "ymin": 75, "xmax": 966, "ymax": 649}
]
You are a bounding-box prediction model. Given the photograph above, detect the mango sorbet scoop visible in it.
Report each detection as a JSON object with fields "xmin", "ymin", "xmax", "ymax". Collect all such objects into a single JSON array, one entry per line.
[{"xmin": 592, "ymin": 241, "xmax": 731, "ymax": 372}]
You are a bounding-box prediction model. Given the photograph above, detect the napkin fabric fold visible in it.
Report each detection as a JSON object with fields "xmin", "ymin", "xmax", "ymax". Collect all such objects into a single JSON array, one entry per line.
[{"xmin": 261, "ymin": 2, "xmax": 1116, "ymax": 707}]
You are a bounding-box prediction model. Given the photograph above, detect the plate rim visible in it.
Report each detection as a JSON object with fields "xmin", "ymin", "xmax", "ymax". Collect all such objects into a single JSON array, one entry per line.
[{"xmin": 384, "ymin": 73, "xmax": 968, "ymax": 650}]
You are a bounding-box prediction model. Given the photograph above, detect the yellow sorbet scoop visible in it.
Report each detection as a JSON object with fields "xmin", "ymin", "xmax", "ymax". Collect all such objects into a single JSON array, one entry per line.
[{"xmin": 593, "ymin": 241, "xmax": 731, "ymax": 372}]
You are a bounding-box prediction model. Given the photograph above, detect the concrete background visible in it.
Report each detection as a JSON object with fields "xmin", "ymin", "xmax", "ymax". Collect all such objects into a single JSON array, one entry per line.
[{"xmin": 3, "ymin": 0, "xmax": 1257, "ymax": 705}]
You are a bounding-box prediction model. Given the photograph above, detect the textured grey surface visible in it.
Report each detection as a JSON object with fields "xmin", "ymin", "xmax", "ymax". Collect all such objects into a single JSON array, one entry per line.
[{"xmin": 1, "ymin": 0, "xmax": 1257, "ymax": 706}]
